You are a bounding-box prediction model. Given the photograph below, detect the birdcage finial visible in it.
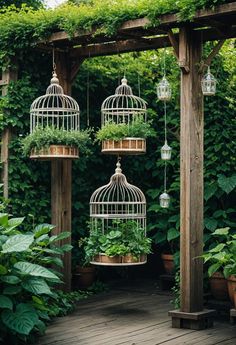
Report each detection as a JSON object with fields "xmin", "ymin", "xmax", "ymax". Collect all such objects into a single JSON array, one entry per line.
[
  {"xmin": 50, "ymin": 71, "xmax": 59, "ymax": 85},
  {"xmin": 115, "ymin": 158, "xmax": 122, "ymax": 174}
]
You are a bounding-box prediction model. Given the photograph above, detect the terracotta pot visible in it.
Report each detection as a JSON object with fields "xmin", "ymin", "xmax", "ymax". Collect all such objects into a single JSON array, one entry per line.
[
  {"xmin": 74, "ymin": 265, "xmax": 95, "ymax": 289},
  {"xmin": 30, "ymin": 145, "xmax": 79, "ymax": 160},
  {"xmin": 100, "ymin": 254, "xmax": 121, "ymax": 264},
  {"xmin": 161, "ymin": 253, "xmax": 174, "ymax": 275},
  {"xmin": 227, "ymin": 275, "xmax": 236, "ymax": 304},
  {"xmin": 101, "ymin": 138, "xmax": 146, "ymax": 155},
  {"xmin": 209, "ymin": 272, "xmax": 229, "ymax": 300}
]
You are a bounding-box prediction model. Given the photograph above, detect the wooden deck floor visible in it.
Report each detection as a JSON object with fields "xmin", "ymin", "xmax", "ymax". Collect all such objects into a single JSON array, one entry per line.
[{"xmin": 37, "ymin": 280, "xmax": 236, "ymax": 345}]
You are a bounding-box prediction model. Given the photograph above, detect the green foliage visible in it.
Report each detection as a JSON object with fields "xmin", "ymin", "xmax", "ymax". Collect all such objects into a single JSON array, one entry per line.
[
  {"xmin": 84, "ymin": 220, "xmax": 152, "ymax": 261},
  {"xmin": 96, "ymin": 119, "xmax": 155, "ymax": 141},
  {"xmin": 202, "ymin": 227, "xmax": 236, "ymax": 278},
  {"xmin": 0, "ymin": 0, "xmax": 232, "ymax": 65},
  {"xmin": 0, "ymin": 1, "xmax": 43, "ymax": 9},
  {"xmin": 0, "ymin": 212, "xmax": 73, "ymax": 343},
  {"xmin": 21, "ymin": 126, "xmax": 92, "ymax": 156}
]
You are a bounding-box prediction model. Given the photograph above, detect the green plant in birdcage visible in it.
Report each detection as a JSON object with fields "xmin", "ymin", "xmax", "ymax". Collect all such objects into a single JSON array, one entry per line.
[{"xmin": 21, "ymin": 126, "xmax": 92, "ymax": 157}]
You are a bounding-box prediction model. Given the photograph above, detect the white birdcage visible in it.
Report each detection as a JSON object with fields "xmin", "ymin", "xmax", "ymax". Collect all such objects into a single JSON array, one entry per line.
[
  {"xmin": 157, "ymin": 76, "xmax": 172, "ymax": 101},
  {"xmin": 89, "ymin": 161, "xmax": 148, "ymax": 266},
  {"xmin": 29, "ymin": 71, "xmax": 80, "ymax": 159},
  {"xmin": 30, "ymin": 72, "xmax": 80, "ymax": 133},
  {"xmin": 100, "ymin": 77, "xmax": 147, "ymax": 155},
  {"xmin": 201, "ymin": 66, "xmax": 216, "ymax": 96}
]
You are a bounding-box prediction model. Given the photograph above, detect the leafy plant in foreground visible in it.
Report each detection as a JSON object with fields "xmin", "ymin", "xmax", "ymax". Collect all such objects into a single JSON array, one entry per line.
[{"xmin": 0, "ymin": 213, "xmax": 72, "ymax": 344}]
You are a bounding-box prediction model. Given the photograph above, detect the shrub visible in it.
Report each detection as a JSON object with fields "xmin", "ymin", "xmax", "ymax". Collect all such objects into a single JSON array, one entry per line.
[{"xmin": 0, "ymin": 213, "xmax": 72, "ymax": 344}]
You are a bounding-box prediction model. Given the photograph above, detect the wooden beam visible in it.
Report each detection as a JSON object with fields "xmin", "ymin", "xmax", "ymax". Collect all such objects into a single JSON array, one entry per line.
[
  {"xmin": 71, "ymin": 36, "xmax": 172, "ymax": 58},
  {"xmin": 0, "ymin": 67, "xmax": 18, "ymax": 199},
  {"xmin": 51, "ymin": 160, "xmax": 72, "ymax": 292},
  {"xmin": 51, "ymin": 51, "xmax": 79, "ymax": 292},
  {"xmin": 178, "ymin": 28, "xmax": 190, "ymax": 74},
  {"xmin": 45, "ymin": 2, "xmax": 236, "ymax": 48},
  {"xmin": 179, "ymin": 27, "xmax": 204, "ymax": 314},
  {"xmin": 199, "ymin": 39, "xmax": 226, "ymax": 73}
]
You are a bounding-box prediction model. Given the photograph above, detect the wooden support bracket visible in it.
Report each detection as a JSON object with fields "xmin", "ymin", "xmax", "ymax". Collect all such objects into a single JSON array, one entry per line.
[
  {"xmin": 178, "ymin": 28, "xmax": 190, "ymax": 73},
  {"xmin": 167, "ymin": 29, "xmax": 179, "ymax": 59},
  {"xmin": 199, "ymin": 39, "xmax": 226, "ymax": 73}
]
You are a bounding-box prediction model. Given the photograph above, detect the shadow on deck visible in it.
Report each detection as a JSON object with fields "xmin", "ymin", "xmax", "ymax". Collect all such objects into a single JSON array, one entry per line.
[{"xmin": 37, "ymin": 279, "xmax": 236, "ymax": 345}]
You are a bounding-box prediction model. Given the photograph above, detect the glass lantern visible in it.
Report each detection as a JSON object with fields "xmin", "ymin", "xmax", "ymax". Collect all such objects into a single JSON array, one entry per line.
[
  {"xmin": 157, "ymin": 76, "xmax": 171, "ymax": 101},
  {"xmin": 201, "ymin": 66, "xmax": 216, "ymax": 96},
  {"xmin": 161, "ymin": 141, "xmax": 172, "ymax": 160},
  {"xmin": 159, "ymin": 192, "xmax": 170, "ymax": 208}
]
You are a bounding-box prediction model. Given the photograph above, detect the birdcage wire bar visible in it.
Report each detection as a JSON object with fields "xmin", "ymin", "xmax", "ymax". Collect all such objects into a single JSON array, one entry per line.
[
  {"xmin": 30, "ymin": 72, "xmax": 80, "ymax": 133},
  {"xmin": 89, "ymin": 161, "xmax": 147, "ymax": 266}
]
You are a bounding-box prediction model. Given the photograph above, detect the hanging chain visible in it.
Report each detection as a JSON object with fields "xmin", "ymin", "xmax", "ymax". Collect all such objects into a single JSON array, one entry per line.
[
  {"xmin": 87, "ymin": 68, "xmax": 90, "ymax": 127},
  {"xmin": 52, "ymin": 46, "xmax": 56, "ymax": 73},
  {"xmin": 138, "ymin": 72, "xmax": 141, "ymax": 98},
  {"xmin": 164, "ymin": 101, "xmax": 167, "ymax": 143},
  {"xmin": 86, "ymin": 52, "xmax": 91, "ymax": 127},
  {"xmin": 163, "ymin": 45, "xmax": 166, "ymax": 77},
  {"xmin": 164, "ymin": 161, "xmax": 167, "ymax": 193}
]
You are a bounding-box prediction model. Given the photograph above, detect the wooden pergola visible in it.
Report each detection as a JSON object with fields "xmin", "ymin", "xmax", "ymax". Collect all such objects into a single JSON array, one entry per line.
[{"xmin": 1, "ymin": 1, "xmax": 236, "ymax": 330}]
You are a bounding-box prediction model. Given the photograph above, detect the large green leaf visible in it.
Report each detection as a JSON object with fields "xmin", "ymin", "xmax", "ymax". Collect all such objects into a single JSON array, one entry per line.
[
  {"xmin": 204, "ymin": 184, "xmax": 218, "ymax": 201},
  {"xmin": 22, "ymin": 278, "xmax": 52, "ymax": 295},
  {"xmin": 3, "ymin": 286, "xmax": 22, "ymax": 295},
  {"xmin": 208, "ymin": 262, "xmax": 221, "ymax": 277},
  {"xmin": 212, "ymin": 227, "xmax": 230, "ymax": 236},
  {"xmin": 0, "ymin": 264, "xmax": 7, "ymax": 275},
  {"xmin": 218, "ymin": 174, "xmax": 236, "ymax": 194},
  {"xmin": 7, "ymin": 217, "xmax": 25, "ymax": 230},
  {"xmin": 1, "ymin": 303, "xmax": 38, "ymax": 335},
  {"xmin": 14, "ymin": 262, "xmax": 60, "ymax": 281},
  {"xmin": 0, "ymin": 213, "xmax": 8, "ymax": 226},
  {"xmin": 34, "ymin": 224, "xmax": 55, "ymax": 238},
  {"xmin": 0, "ymin": 295, "xmax": 13, "ymax": 310},
  {"xmin": 1, "ymin": 275, "xmax": 21, "ymax": 284},
  {"xmin": 167, "ymin": 228, "xmax": 179, "ymax": 242},
  {"xmin": 49, "ymin": 231, "xmax": 70, "ymax": 243},
  {"xmin": 1, "ymin": 234, "xmax": 34, "ymax": 253},
  {"xmin": 204, "ymin": 217, "xmax": 218, "ymax": 231}
]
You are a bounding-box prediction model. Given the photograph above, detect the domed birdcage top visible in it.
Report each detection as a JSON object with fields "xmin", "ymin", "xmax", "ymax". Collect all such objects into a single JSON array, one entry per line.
[
  {"xmin": 101, "ymin": 77, "xmax": 147, "ymax": 125},
  {"xmin": 90, "ymin": 161, "xmax": 146, "ymax": 219},
  {"xmin": 30, "ymin": 71, "xmax": 80, "ymax": 133}
]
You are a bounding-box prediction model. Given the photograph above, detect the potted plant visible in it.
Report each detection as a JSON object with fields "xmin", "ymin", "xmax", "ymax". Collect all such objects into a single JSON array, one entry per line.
[
  {"xmin": 151, "ymin": 214, "xmax": 180, "ymax": 275},
  {"xmin": 84, "ymin": 220, "xmax": 151, "ymax": 265},
  {"xmin": 96, "ymin": 118, "xmax": 155, "ymax": 155},
  {"xmin": 22, "ymin": 126, "xmax": 91, "ymax": 160},
  {"xmin": 202, "ymin": 227, "xmax": 236, "ymax": 302},
  {"xmin": 73, "ymin": 238, "xmax": 96, "ymax": 290}
]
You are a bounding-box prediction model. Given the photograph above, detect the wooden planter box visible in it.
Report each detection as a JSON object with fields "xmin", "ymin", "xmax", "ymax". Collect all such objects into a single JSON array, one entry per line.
[
  {"xmin": 122, "ymin": 254, "xmax": 147, "ymax": 263},
  {"xmin": 102, "ymin": 138, "xmax": 146, "ymax": 155},
  {"xmin": 91, "ymin": 253, "xmax": 147, "ymax": 266},
  {"xmin": 30, "ymin": 145, "xmax": 79, "ymax": 160}
]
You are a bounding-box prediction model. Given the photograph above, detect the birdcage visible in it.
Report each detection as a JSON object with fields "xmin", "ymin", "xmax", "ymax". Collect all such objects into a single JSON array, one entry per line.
[
  {"xmin": 88, "ymin": 161, "xmax": 150, "ymax": 266},
  {"xmin": 29, "ymin": 72, "xmax": 80, "ymax": 159},
  {"xmin": 100, "ymin": 77, "xmax": 147, "ymax": 155}
]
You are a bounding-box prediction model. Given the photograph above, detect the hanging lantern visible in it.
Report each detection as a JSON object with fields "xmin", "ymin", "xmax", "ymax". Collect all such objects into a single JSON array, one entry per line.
[
  {"xmin": 201, "ymin": 66, "xmax": 216, "ymax": 96},
  {"xmin": 161, "ymin": 141, "xmax": 172, "ymax": 160},
  {"xmin": 159, "ymin": 192, "xmax": 170, "ymax": 208},
  {"xmin": 88, "ymin": 161, "xmax": 149, "ymax": 266},
  {"xmin": 29, "ymin": 71, "xmax": 80, "ymax": 159},
  {"xmin": 157, "ymin": 76, "xmax": 171, "ymax": 101},
  {"xmin": 101, "ymin": 77, "xmax": 147, "ymax": 155}
]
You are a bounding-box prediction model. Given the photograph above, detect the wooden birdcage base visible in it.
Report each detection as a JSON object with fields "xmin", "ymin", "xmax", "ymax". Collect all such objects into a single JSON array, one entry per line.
[
  {"xmin": 90, "ymin": 253, "xmax": 147, "ymax": 266},
  {"xmin": 30, "ymin": 145, "xmax": 79, "ymax": 160},
  {"xmin": 102, "ymin": 138, "xmax": 146, "ymax": 155}
]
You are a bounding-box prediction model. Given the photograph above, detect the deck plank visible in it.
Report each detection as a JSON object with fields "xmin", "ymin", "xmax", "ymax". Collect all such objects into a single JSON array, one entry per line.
[{"xmin": 37, "ymin": 281, "xmax": 236, "ymax": 345}]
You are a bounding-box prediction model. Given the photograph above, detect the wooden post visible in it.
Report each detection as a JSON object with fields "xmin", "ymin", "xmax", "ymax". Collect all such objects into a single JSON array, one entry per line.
[
  {"xmin": 169, "ymin": 26, "xmax": 215, "ymax": 329},
  {"xmin": 51, "ymin": 51, "xmax": 72, "ymax": 292},
  {"xmin": 0, "ymin": 67, "xmax": 18, "ymax": 199}
]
